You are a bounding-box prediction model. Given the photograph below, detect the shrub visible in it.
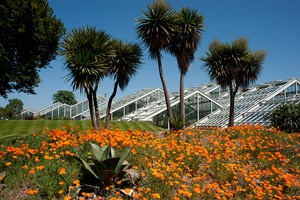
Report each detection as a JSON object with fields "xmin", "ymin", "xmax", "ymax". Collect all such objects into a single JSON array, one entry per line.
[{"xmin": 271, "ymin": 103, "xmax": 300, "ymax": 133}]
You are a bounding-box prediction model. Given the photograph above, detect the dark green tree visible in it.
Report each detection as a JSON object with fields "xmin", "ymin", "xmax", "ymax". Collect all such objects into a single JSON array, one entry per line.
[
  {"xmin": 52, "ymin": 90, "xmax": 77, "ymax": 105},
  {"xmin": 105, "ymin": 40, "xmax": 143, "ymax": 129},
  {"xmin": 168, "ymin": 7, "xmax": 204, "ymax": 127},
  {"xmin": 61, "ymin": 27, "xmax": 113, "ymax": 130},
  {"xmin": 0, "ymin": 106, "xmax": 5, "ymax": 119},
  {"xmin": 136, "ymin": 0, "xmax": 176, "ymax": 129},
  {"xmin": 271, "ymin": 103, "xmax": 300, "ymax": 133},
  {"xmin": 201, "ymin": 38, "xmax": 266, "ymax": 127},
  {"xmin": 4, "ymin": 98, "xmax": 23, "ymax": 119},
  {"xmin": 0, "ymin": 0, "xmax": 65, "ymax": 98}
]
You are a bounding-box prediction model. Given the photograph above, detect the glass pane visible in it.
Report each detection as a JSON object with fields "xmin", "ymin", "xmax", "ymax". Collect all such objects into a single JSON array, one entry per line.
[{"xmin": 112, "ymin": 108, "xmax": 124, "ymax": 120}]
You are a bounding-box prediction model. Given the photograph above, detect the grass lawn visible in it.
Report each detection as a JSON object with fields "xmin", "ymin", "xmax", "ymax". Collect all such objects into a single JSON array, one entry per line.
[{"xmin": 0, "ymin": 120, "xmax": 165, "ymax": 137}]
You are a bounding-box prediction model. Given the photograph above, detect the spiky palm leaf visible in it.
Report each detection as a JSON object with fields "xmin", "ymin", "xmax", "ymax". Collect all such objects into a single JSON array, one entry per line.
[
  {"xmin": 168, "ymin": 7, "xmax": 204, "ymax": 124},
  {"xmin": 136, "ymin": 0, "xmax": 176, "ymax": 128},
  {"xmin": 110, "ymin": 40, "xmax": 142, "ymax": 91},
  {"xmin": 105, "ymin": 40, "xmax": 142, "ymax": 128},
  {"xmin": 61, "ymin": 27, "xmax": 113, "ymax": 93},
  {"xmin": 136, "ymin": 0, "xmax": 175, "ymax": 59},
  {"xmin": 169, "ymin": 7, "xmax": 204, "ymax": 75},
  {"xmin": 201, "ymin": 38, "xmax": 266, "ymax": 127}
]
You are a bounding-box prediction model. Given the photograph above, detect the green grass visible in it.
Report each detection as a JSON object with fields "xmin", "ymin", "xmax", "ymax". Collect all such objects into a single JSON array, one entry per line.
[{"xmin": 0, "ymin": 120, "xmax": 165, "ymax": 137}]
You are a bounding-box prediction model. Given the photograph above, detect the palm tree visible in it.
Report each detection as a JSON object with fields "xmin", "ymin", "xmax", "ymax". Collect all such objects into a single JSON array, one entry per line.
[
  {"xmin": 136, "ymin": 0, "xmax": 176, "ymax": 129},
  {"xmin": 61, "ymin": 27, "xmax": 113, "ymax": 130},
  {"xmin": 105, "ymin": 40, "xmax": 142, "ymax": 129},
  {"xmin": 201, "ymin": 37, "xmax": 266, "ymax": 127},
  {"xmin": 168, "ymin": 7, "xmax": 204, "ymax": 127}
]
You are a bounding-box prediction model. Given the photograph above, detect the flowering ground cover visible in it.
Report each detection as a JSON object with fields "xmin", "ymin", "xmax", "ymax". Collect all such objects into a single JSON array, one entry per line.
[{"xmin": 0, "ymin": 124, "xmax": 299, "ymax": 199}]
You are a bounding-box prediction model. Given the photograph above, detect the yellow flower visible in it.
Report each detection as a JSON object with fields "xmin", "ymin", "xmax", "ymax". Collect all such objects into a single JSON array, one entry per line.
[
  {"xmin": 58, "ymin": 190, "xmax": 64, "ymax": 195},
  {"xmin": 124, "ymin": 188, "xmax": 131, "ymax": 194},
  {"xmin": 29, "ymin": 168, "xmax": 35, "ymax": 174},
  {"xmin": 194, "ymin": 187, "xmax": 201, "ymax": 193},
  {"xmin": 150, "ymin": 193, "xmax": 161, "ymax": 199},
  {"xmin": 59, "ymin": 168, "xmax": 66, "ymax": 175},
  {"xmin": 36, "ymin": 165, "xmax": 45, "ymax": 170},
  {"xmin": 64, "ymin": 196, "xmax": 72, "ymax": 200},
  {"xmin": 25, "ymin": 189, "xmax": 38, "ymax": 195},
  {"xmin": 5, "ymin": 162, "xmax": 11, "ymax": 166},
  {"xmin": 59, "ymin": 181, "xmax": 64, "ymax": 185},
  {"xmin": 116, "ymin": 180, "xmax": 122, "ymax": 185},
  {"xmin": 22, "ymin": 165, "xmax": 28, "ymax": 169},
  {"xmin": 73, "ymin": 179, "xmax": 80, "ymax": 186}
]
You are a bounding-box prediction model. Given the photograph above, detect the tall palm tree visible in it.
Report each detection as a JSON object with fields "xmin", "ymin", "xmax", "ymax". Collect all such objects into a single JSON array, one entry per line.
[
  {"xmin": 136, "ymin": 0, "xmax": 176, "ymax": 129},
  {"xmin": 201, "ymin": 38, "xmax": 266, "ymax": 127},
  {"xmin": 168, "ymin": 7, "xmax": 204, "ymax": 127},
  {"xmin": 105, "ymin": 40, "xmax": 142, "ymax": 129},
  {"xmin": 61, "ymin": 27, "xmax": 113, "ymax": 130}
]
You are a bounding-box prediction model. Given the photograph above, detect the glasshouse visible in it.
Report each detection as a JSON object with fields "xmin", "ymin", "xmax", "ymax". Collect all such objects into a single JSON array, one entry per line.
[{"xmin": 22, "ymin": 77, "xmax": 300, "ymax": 128}]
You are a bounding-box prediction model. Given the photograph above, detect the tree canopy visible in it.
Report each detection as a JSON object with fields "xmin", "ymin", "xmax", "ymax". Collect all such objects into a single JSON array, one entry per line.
[
  {"xmin": 201, "ymin": 38, "xmax": 266, "ymax": 126},
  {"xmin": 4, "ymin": 98, "xmax": 24, "ymax": 120},
  {"xmin": 52, "ymin": 90, "xmax": 77, "ymax": 105},
  {"xmin": 61, "ymin": 27, "xmax": 114, "ymax": 130},
  {"xmin": 0, "ymin": 0, "xmax": 65, "ymax": 98}
]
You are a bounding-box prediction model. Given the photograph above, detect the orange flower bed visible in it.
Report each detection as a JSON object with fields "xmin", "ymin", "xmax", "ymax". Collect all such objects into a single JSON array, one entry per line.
[{"xmin": 0, "ymin": 124, "xmax": 299, "ymax": 199}]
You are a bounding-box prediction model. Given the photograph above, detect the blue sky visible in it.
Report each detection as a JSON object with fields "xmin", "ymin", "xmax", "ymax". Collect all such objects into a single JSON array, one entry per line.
[{"xmin": 1, "ymin": 0, "xmax": 300, "ymax": 110}]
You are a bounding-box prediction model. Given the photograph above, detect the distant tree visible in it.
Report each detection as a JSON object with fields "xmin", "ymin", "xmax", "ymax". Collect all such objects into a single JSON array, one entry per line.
[
  {"xmin": 0, "ymin": 0, "xmax": 65, "ymax": 98},
  {"xmin": 0, "ymin": 106, "xmax": 5, "ymax": 119},
  {"xmin": 136, "ymin": 0, "xmax": 176, "ymax": 129},
  {"xmin": 4, "ymin": 98, "xmax": 23, "ymax": 119},
  {"xmin": 61, "ymin": 27, "xmax": 113, "ymax": 130},
  {"xmin": 52, "ymin": 90, "xmax": 77, "ymax": 105},
  {"xmin": 105, "ymin": 40, "xmax": 142, "ymax": 129},
  {"xmin": 168, "ymin": 7, "xmax": 204, "ymax": 127},
  {"xmin": 201, "ymin": 38, "xmax": 266, "ymax": 127}
]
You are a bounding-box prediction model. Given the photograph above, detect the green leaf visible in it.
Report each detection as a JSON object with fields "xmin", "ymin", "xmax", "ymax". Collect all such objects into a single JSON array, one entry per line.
[
  {"xmin": 73, "ymin": 155, "xmax": 99, "ymax": 179},
  {"xmin": 102, "ymin": 157, "xmax": 120, "ymax": 171},
  {"xmin": 102, "ymin": 145, "xmax": 115, "ymax": 159},
  {"xmin": 115, "ymin": 147, "xmax": 132, "ymax": 173},
  {"xmin": 88, "ymin": 158, "xmax": 106, "ymax": 174},
  {"xmin": 90, "ymin": 143, "xmax": 104, "ymax": 161}
]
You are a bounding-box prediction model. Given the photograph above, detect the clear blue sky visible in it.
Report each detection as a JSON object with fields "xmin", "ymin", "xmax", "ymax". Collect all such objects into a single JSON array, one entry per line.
[{"xmin": 1, "ymin": 0, "xmax": 300, "ymax": 110}]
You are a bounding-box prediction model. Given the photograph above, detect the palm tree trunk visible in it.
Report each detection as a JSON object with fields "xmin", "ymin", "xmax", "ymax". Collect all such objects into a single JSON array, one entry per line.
[
  {"xmin": 92, "ymin": 90, "xmax": 100, "ymax": 129},
  {"xmin": 228, "ymin": 84, "xmax": 238, "ymax": 127},
  {"xmin": 179, "ymin": 72, "xmax": 185, "ymax": 128},
  {"xmin": 105, "ymin": 81, "xmax": 119, "ymax": 129},
  {"xmin": 93, "ymin": 82, "xmax": 101, "ymax": 129},
  {"xmin": 156, "ymin": 53, "xmax": 173, "ymax": 129},
  {"xmin": 228, "ymin": 94, "xmax": 235, "ymax": 127},
  {"xmin": 85, "ymin": 87, "xmax": 98, "ymax": 130}
]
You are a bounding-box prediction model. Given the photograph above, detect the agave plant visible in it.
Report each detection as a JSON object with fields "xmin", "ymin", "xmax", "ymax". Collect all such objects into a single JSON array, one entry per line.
[
  {"xmin": 73, "ymin": 143, "xmax": 141, "ymax": 197},
  {"xmin": 170, "ymin": 114, "xmax": 185, "ymax": 131}
]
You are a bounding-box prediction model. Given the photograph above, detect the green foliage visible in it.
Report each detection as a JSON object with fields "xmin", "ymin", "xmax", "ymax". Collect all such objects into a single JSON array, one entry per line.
[
  {"xmin": 105, "ymin": 40, "xmax": 143, "ymax": 129},
  {"xmin": 136, "ymin": 0, "xmax": 176, "ymax": 129},
  {"xmin": 0, "ymin": 106, "xmax": 5, "ymax": 119},
  {"xmin": 61, "ymin": 26, "xmax": 114, "ymax": 130},
  {"xmin": 52, "ymin": 90, "xmax": 77, "ymax": 105},
  {"xmin": 73, "ymin": 143, "xmax": 141, "ymax": 197},
  {"xmin": 169, "ymin": 114, "xmax": 184, "ymax": 131},
  {"xmin": 201, "ymin": 38, "xmax": 266, "ymax": 126},
  {"xmin": 271, "ymin": 103, "xmax": 300, "ymax": 133},
  {"xmin": 0, "ymin": 0, "xmax": 65, "ymax": 98},
  {"xmin": 4, "ymin": 98, "xmax": 23, "ymax": 120}
]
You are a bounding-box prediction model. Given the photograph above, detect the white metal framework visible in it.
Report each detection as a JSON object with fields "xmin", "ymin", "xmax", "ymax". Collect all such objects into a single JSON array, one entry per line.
[{"xmin": 22, "ymin": 77, "xmax": 300, "ymax": 128}]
